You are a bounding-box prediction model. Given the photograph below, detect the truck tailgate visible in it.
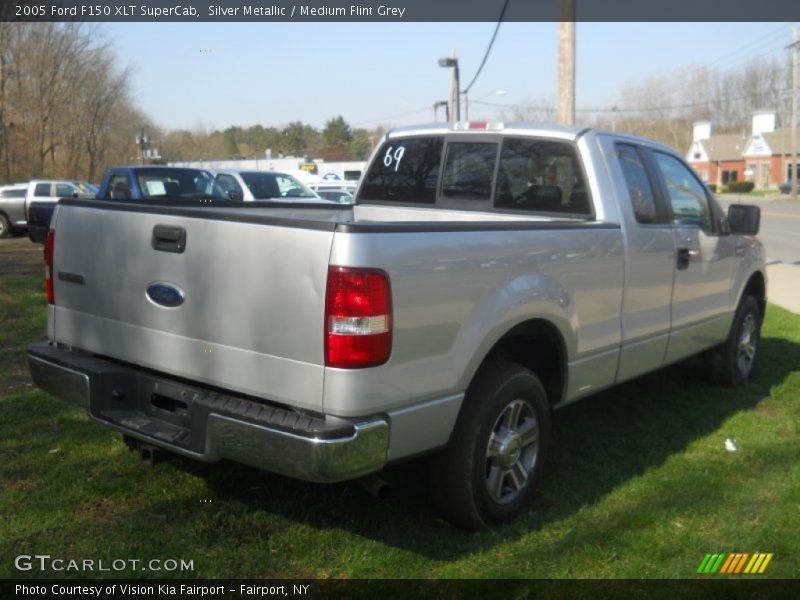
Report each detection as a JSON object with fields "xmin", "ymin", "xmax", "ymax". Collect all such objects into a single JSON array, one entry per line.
[{"xmin": 50, "ymin": 201, "xmax": 338, "ymax": 412}]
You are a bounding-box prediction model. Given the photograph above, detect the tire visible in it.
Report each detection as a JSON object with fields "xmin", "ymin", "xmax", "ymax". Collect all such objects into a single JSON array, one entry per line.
[
  {"xmin": 707, "ymin": 295, "xmax": 761, "ymax": 387},
  {"xmin": 429, "ymin": 360, "xmax": 551, "ymax": 531},
  {"xmin": 0, "ymin": 213, "xmax": 10, "ymax": 238}
]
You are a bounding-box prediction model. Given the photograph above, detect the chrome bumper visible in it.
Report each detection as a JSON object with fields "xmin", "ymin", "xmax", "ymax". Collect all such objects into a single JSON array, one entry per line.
[{"xmin": 28, "ymin": 341, "xmax": 388, "ymax": 483}]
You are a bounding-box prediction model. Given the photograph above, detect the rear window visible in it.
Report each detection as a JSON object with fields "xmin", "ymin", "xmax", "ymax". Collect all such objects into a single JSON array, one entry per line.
[
  {"xmin": 0, "ymin": 188, "xmax": 25, "ymax": 198},
  {"xmin": 441, "ymin": 142, "xmax": 498, "ymax": 201},
  {"xmin": 495, "ymin": 138, "xmax": 591, "ymax": 216},
  {"xmin": 34, "ymin": 183, "xmax": 51, "ymax": 196},
  {"xmin": 135, "ymin": 169, "xmax": 227, "ymax": 200},
  {"xmin": 359, "ymin": 136, "xmax": 443, "ymax": 204}
]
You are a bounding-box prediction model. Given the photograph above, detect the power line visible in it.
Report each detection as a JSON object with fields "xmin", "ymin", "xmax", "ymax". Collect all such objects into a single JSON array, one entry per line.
[
  {"xmin": 462, "ymin": 0, "xmax": 511, "ymax": 94},
  {"xmin": 351, "ymin": 106, "xmax": 432, "ymax": 127},
  {"xmin": 706, "ymin": 23, "xmax": 790, "ymax": 68},
  {"xmin": 710, "ymin": 34, "xmax": 790, "ymax": 72},
  {"xmin": 471, "ymin": 87, "xmax": 792, "ymax": 116}
]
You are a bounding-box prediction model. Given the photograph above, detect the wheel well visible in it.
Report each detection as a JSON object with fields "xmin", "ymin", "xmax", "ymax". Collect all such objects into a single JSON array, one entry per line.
[
  {"xmin": 743, "ymin": 272, "xmax": 766, "ymax": 319},
  {"xmin": 484, "ymin": 319, "xmax": 566, "ymax": 407}
]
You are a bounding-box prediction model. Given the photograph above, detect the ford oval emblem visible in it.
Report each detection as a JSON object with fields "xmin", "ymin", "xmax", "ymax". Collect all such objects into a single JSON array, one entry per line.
[{"xmin": 146, "ymin": 283, "xmax": 185, "ymax": 308}]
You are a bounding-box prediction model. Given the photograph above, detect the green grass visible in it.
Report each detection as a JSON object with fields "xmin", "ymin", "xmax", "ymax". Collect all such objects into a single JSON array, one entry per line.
[{"xmin": 1, "ymin": 246, "xmax": 799, "ymax": 580}]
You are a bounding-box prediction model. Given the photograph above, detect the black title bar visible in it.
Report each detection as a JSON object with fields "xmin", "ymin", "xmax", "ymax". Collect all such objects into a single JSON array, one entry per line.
[{"xmin": 4, "ymin": 0, "xmax": 800, "ymax": 22}]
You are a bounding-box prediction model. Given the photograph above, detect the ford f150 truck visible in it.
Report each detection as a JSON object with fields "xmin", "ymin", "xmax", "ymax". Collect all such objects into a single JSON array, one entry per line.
[{"xmin": 28, "ymin": 123, "xmax": 765, "ymax": 530}]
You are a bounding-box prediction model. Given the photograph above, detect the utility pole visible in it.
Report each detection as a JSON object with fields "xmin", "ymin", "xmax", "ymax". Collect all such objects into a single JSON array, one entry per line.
[
  {"xmin": 438, "ymin": 51, "xmax": 460, "ymax": 123},
  {"xmin": 790, "ymin": 27, "xmax": 798, "ymax": 201},
  {"xmin": 449, "ymin": 49, "xmax": 460, "ymax": 122},
  {"xmin": 557, "ymin": 0, "xmax": 575, "ymax": 126}
]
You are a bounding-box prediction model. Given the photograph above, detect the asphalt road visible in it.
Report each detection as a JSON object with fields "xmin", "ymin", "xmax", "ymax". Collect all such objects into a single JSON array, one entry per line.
[{"xmin": 718, "ymin": 196, "xmax": 800, "ymax": 265}]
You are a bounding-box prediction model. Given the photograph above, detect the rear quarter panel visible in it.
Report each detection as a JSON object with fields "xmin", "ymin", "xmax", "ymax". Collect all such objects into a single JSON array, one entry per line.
[{"xmin": 324, "ymin": 225, "xmax": 625, "ymax": 417}]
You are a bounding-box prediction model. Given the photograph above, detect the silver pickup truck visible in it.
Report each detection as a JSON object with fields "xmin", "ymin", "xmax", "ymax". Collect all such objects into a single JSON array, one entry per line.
[{"xmin": 28, "ymin": 123, "xmax": 765, "ymax": 530}]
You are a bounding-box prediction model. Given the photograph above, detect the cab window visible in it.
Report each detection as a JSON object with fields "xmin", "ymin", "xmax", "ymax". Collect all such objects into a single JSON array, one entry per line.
[
  {"xmin": 441, "ymin": 142, "xmax": 498, "ymax": 201},
  {"xmin": 55, "ymin": 183, "xmax": 75, "ymax": 197},
  {"xmin": 653, "ymin": 152, "xmax": 714, "ymax": 233},
  {"xmin": 616, "ymin": 144, "xmax": 660, "ymax": 224},
  {"xmin": 495, "ymin": 138, "xmax": 591, "ymax": 216}
]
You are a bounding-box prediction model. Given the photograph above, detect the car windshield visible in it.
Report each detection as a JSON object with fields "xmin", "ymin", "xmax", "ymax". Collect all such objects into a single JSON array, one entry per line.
[
  {"xmin": 240, "ymin": 172, "xmax": 317, "ymax": 199},
  {"xmin": 136, "ymin": 169, "xmax": 227, "ymax": 199},
  {"xmin": 317, "ymin": 190, "xmax": 354, "ymax": 204},
  {"xmin": 72, "ymin": 181, "xmax": 99, "ymax": 194}
]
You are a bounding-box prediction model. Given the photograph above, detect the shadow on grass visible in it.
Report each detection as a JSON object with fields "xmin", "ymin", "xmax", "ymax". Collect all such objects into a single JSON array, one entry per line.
[
  {"xmin": 3, "ymin": 334, "xmax": 796, "ymax": 572},
  {"xmin": 180, "ymin": 333, "xmax": 798, "ymax": 559}
]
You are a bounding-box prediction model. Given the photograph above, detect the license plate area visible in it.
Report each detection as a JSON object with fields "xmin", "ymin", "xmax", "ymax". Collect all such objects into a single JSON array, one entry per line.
[{"xmin": 139, "ymin": 377, "xmax": 194, "ymax": 429}]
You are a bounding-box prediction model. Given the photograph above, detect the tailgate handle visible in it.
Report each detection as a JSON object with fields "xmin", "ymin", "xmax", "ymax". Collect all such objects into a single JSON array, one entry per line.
[{"xmin": 152, "ymin": 225, "xmax": 186, "ymax": 253}]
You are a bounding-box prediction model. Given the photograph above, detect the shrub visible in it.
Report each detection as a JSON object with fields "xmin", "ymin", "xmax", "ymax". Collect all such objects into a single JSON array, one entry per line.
[
  {"xmin": 725, "ymin": 181, "xmax": 755, "ymax": 193},
  {"xmin": 707, "ymin": 183, "xmax": 718, "ymax": 193}
]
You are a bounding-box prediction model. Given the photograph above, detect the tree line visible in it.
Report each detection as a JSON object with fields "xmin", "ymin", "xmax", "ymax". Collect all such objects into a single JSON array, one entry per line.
[
  {"xmin": 0, "ymin": 22, "xmax": 144, "ymax": 183},
  {"xmin": 0, "ymin": 21, "xmax": 791, "ymax": 185},
  {"xmin": 0, "ymin": 22, "xmax": 382, "ymax": 184},
  {"xmin": 507, "ymin": 56, "xmax": 791, "ymax": 152}
]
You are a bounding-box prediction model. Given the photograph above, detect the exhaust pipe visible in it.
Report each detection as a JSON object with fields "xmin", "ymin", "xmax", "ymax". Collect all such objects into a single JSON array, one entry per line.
[{"xmin": 356, "ymin": 474, "xmax": 392, "ymax": 500}]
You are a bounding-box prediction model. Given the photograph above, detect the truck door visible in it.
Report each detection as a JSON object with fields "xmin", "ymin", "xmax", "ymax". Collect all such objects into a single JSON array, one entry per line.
[
  {"xmin": 648, "ymin": 151, "xmax": 736, "ymax": 362},
  {"xmin": 606, "ymin": 141, "xmax": 676, "ymax": 382}
]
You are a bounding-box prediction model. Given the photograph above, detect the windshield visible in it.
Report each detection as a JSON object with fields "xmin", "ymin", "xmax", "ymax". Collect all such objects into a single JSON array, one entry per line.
[
  {"xmin": 136, "ymin": 169, "xmax": 228, "ymax": 199},
  {"xmin": 240, "ymin": 172, "xmax": 317, "ymax": 199},
  {"xmin": 72, "ymin": 181, "xmax": 99, "ymax": 194}
]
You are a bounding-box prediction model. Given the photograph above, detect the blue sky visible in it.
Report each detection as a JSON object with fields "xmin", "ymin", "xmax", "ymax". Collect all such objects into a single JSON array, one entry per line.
[{"xmin": 102, "ymin": 21, "xmax": 795, "ymax": 131}]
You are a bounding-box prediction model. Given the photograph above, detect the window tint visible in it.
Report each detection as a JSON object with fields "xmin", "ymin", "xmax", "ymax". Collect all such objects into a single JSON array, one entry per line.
[
  {"xmin": 274, "ymin": 174, "xmax": 316, "ymax": 198},
  {"xmin": 107, "ymin": 174, "xmax": 132, "ymax": 199},
  {"xmin": 55, "ymin": 183, "xmax": 75, "ymax": 197},
  {"xmin": 135, "ymin": 169, "xmax": 226, "ymax": 200},
  {"xmin": 495, "ymin": 139, "xmax": 590, "ymax": 215},
  {"xmin": 653, "ymin": 152, "xmax": 714, "ymax": 233},
  {"xmin": 34, "ymin": 183, "xmax": 51, "ymax": 196},
  {"xmin": 616, "ymin": 144, "xmax": 659, "ymax": 224},
  {"xmin": 359, "ymin": 136, "xmax": 443, "ymax": 204},
  {"xmin": 1, "ymin": 188, "xmax": 25, "ymax": 198},
  {"xmin": 215, "ymin": 174, "xmax": 242, "ymax": 195},
  {"xmin": 441, "ymin": 142, "xmax": 497, "ymax": 201}
]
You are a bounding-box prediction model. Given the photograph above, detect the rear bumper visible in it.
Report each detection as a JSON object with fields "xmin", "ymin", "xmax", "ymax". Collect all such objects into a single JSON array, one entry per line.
[{"xmin": 27, "ymin": 341, "xmax": 388, "ymax": 483}]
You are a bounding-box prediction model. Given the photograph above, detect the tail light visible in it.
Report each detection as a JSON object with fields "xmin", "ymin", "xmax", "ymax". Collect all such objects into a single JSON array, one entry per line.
[
  {"xmin": 325, "ymin": 267, "xmax": 392, "ymax": 368},
  {"xmin": 44, "ymin": 229, "xmax": 55, "ymax": 304}
]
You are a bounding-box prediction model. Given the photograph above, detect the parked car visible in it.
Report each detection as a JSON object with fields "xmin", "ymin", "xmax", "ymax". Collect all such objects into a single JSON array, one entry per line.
[
  {"xmin": 25, "ymin": 180, "xmax": 98, "ymax": 243},
  {"xmin": 28, "ymin": 167, "xmax": 228, "ymax": 243},
  {"xmin": 211, "ymin": 169, "xmax": 333, "ymax": 203},
  {"xmin": 28, "ymin": 122, "xmax": 766, "ymax": 530},
  {"xmin": 98, "ymin": 166, "xmax": 228, "ymax": 200},
  {"xmin": 307, "ymin": 179, "xmax": 359, "ymax": 199},
  {"xmin": 0, "ymin": 182, "xmax": 29, "ymax": 237},
  {"xmin": 25, "ymin": 179, "xmax": 97, "ymax": 218},
  {"xmin": 314, "ymin": 189, "xmax": 354, "ymax": 204}
]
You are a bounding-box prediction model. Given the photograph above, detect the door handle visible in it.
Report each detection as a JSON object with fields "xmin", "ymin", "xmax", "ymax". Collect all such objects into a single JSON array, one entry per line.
[
  {"xmin": 677, "ymin": 247, "xmax": 698, "ymax": 270},
  {"xmin": 152, "ymin": 225, "xmax": 186, "ymax": 253}
]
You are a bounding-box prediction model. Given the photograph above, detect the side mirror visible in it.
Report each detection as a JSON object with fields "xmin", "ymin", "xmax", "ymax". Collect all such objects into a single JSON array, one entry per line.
[
  {"xmin": 72, "ymin": 191, "xmax": 79, "ymax": 198},
  {"xmin": 226, "ymin": 190, "xmax": 243, "ymax": 202},
  {"xmin": 727, "ymin": 204, "xmax": 760, "ymax": 236}
]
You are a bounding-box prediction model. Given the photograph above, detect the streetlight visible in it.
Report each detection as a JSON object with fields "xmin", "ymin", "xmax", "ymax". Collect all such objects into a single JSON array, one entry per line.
[
  {"xmin": 438, "ymin": 55, "xmax": 460, "ymax": 122},
  {"xmin": 135, "ymin": 131, "xmax": 148, "ymax": 165}
]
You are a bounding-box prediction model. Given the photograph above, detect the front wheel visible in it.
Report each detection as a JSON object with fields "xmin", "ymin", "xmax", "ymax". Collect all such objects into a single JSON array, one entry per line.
[
  {"xmin": 429, "ymin": 360, "xmax": 550, "ymax": 530},
  {"xmin": 707, "ymin": 295, "xmax": 762, "ymax": 387}
]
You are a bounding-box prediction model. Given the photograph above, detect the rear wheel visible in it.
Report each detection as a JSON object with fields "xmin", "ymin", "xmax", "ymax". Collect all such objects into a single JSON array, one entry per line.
[
  {"xmin": 707, "ymin": 295, "xmax": 761, "ymax": 387},
  {"xmin": 430, "ymin": 360, "xmax": 550, "ymax": 530},
  {"xmin": 0, "ymin": 214, "xmax": 10, "ymax": 238}
]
